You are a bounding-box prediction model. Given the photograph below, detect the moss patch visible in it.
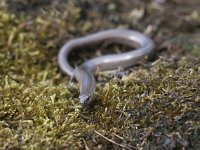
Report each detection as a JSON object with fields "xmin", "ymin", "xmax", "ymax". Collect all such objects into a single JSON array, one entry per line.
[{"xmin": 0, "ymin": 1, "xmax": 200, "ymax": 149}]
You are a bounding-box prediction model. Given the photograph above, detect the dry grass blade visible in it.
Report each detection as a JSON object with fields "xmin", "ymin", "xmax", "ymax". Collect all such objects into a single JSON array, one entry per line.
[{"xmin": 94, "ymin": 131, "xmax": 134, "ymax": 150}]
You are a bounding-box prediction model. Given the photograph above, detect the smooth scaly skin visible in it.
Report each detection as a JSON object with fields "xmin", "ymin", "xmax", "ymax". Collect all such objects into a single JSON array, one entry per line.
[{"xmin": 58, "ymin": 29, "xmax": 155, "ymax": 105}]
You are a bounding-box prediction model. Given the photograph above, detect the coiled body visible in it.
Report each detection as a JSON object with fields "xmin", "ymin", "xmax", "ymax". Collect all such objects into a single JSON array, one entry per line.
[{"xmin": 58, "ymin": 29, "xmax": 155, "ymax": 105}]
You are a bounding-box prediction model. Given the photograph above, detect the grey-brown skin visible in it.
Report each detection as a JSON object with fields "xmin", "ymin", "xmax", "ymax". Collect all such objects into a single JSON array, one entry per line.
[{"xmin": 58, "ymin": 29, "xmax": 155, "ymax": 105}]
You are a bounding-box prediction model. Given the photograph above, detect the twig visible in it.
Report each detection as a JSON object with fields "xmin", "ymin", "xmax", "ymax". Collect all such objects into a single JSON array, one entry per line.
[
  {"xmin": 94, "ymin": 130, "xmax": 134, "ymax": 150},
  {"xmin": 113, "ymin": 133, "xmax": 123, "ymax": 140}
]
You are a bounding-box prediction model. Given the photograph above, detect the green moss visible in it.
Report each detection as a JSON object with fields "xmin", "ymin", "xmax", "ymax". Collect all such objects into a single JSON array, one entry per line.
[{"xmin": 0, "ymin": 2, "xmax": 200, "ymax": 150}]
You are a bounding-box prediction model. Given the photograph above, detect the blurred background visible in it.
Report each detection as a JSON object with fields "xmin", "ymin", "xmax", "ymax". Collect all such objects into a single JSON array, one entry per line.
[{"xmin": 1, "ymin": 0, "xmax": 200, "ymax": 45}]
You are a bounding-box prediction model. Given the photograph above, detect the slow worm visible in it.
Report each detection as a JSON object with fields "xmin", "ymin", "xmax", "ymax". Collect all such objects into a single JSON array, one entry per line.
[{"xmin": 58, "ymin": 29, "xmax": 155, "ymax": 105}]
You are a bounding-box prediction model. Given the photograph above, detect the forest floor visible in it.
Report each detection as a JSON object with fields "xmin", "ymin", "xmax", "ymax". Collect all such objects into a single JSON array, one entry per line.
[{"xmin": 0, "ymin": 0, "xmax": 200, "ymax": 149}]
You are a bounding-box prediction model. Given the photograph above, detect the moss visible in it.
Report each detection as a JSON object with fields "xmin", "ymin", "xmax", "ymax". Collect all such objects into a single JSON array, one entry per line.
[{"xmin": 0, "ymin": 1, "xmax": 200, "ymax": 149}]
